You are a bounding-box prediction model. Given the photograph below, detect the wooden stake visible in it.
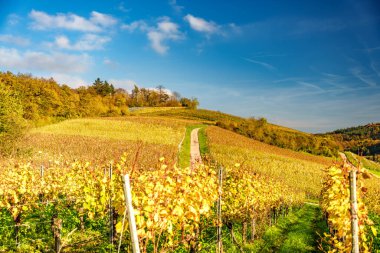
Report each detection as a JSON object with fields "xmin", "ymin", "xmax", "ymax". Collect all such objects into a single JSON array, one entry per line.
[
  {"xmin": 109, "ymin": 164, "xmax": 114, "ymax": 251},
  {"xmin": 250, "ymin": 216, "xmax": 256, "ymax": 242},
  {"xmin": 349, "ymin": 169, "xmax": 359, "ymax": 253},
  {"xmin": 217, "ymin": 166, "xmax": 223, "ymax": 253},
  {"xmin": 51, "ymin": 214, "xmax": 62, "ymax": 253},
  {"xmin": 122, "ymin": 174, "xmax": 140, "ymax": 253}
]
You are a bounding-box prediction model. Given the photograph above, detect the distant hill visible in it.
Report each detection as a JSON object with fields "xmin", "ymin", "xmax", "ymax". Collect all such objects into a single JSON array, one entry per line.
[
  {"xmin": 6, "ymin": 71, "xmax": 374, "ymax": 159},
  {"xmin": 132, "ymin": 107, "xmax": 341, "ymax": 157},
  {"xmin": 322, "ymin": 123, "xmax": 380, "ymax": 162}
]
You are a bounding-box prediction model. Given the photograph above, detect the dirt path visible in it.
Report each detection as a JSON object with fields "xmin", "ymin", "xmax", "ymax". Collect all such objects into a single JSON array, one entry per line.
[{"xmin": 190, "ymin": 128, "xmax": 202, "ymax": 168}]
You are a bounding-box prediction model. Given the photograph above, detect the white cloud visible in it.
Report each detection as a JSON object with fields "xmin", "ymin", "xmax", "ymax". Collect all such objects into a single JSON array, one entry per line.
[
  {"xmin": 53, "ymin": 34, "xmax": 111, "ymax": 51},
  {"xmin": 122, "ymin": 17, "xmax": 183, "ymax": 55},
  {"xmin": 109, "ymin": 79, "xmax": 137, "ymax": 91},
  {"xmin": 0, "ymin": 47, "xmax": 90, "ymax": 73},
  {"xmin": 184, "ymin": 14, "xmax": 219, "ymax": 34},
  {"xmin": 90, "ymin": 11, "xmax": 117, "ymax": 27},
  {"xmin": 147, "ymin": 31, "xmax": 168, "ymax": 54},
  {"xmin": 0, "ymin": 34, "xmax": 30, "ymax": 46},
  {"xmin": 48, "ymin": 73, "xmax": 88, "ymax": 87},
  {"xmin": 29, "ymin": 10, "xmax": 117, "ymax": 32}
]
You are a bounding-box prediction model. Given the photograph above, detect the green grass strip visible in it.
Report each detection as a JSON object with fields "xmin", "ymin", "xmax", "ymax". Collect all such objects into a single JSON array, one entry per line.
[
  {"xmin": 247, "ymin": 204, "xmax": 327, "ymax": 253},
  {"xmin": 178, "ymin": 124, "xmax": 207, "ymax": 168}
]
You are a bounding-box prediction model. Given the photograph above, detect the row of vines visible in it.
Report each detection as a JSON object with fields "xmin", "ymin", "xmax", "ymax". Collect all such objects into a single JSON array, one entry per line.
[
  {"xmin": 0, "ymin": 153, "xmax": 305, "ymax": 252},
  {"xmin": 320, "ymin": 161, "xmax": 378, "ymax": 252}
]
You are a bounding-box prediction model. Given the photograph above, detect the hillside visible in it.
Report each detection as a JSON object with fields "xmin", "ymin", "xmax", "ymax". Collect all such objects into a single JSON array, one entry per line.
[
  {"xmin": 0, "ymin": 71, "xmax": 195, "ymax": 155},
  {"xmin": 323, "ymin": 123, "xmax": 380, "ymax": 161},
  {"xmin": 1, "ymin": 115, "xmax": 378, "ymax": 252},
  {"xmin": 1, "ymin": 71, "xmax": 342, "ymax": 159},
  {"xmin": 132, "ymin": 107, "xmax": 341, "ymax": 157}
]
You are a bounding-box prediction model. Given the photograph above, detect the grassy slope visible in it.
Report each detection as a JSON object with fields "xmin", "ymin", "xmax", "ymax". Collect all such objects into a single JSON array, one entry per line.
[
  {"xmin": 207, "ymin": 126, "xmax": 333, "ymax": 166},
  {"xmin": 248, "ymin": 204, "xmax": 327, "ymax": 253},
  {"xmin": 132, "ymin": 107, "xmax": 308, "ymax": 134},
  {"xmin": 32, "ymin": 117, "xmax": 184, "ymax": 145},
  {"xmin": 133, "ymin": 108, "xmax": 340, "ymax": 156},
  {"xmin": 17, "ymin": 117, "xmax": 193, "ymax": 167},
  {"xmin": 345, "ymin": 151, "xmax": 380, "ymax": 174}
]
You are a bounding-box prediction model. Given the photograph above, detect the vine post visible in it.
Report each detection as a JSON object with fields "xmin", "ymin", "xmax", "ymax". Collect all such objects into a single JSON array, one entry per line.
[
  {"xmin": 122, "ymin": 174, "xmax": 140, "ymax": 253},
  {"xmin": 349, "ymin": 168, "xmax": 359, "ymax": 253},
  {"xmin": 109, "ymin": 163, "xmax": 113, "ymax": 251},
  {"xmin": 217, "ymin": 166, "xmax": 223, "ymax": 253}
]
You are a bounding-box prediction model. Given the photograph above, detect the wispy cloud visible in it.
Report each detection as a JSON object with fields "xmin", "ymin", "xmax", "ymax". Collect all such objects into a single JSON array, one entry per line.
[
  {"xmin": 103, "ymin": 58, "xmax": 113, "ymax": 65},
  {"xmin": 51, "ymin": 34, "xmax": 111, "ymax": 51},
  {"xmin": 243, "ymin": 57, "xmax": 276, "ymax": 71},
  {"xmin": 0, "ymin": 46, "xmax": 90, "ymax": 73},
  {"xmin": 29, "ymin": 10, "xmax": 117, "ymax": 32},
  {"xmin": 350, "ymin": 67, "xmax": 377, "ymax": 87},
  {"xmin": 242, "ymin": 17, "xmax": 350, "ymax": 40},
  {"xmin": 273, "ymin": 77, "xmax": 303, "ymax": 83},
  {"xmin": 297, "ymin": 81, "xmax": 324, "ymax": 91},
  {"xmin": 249, "ymin": 52, "xmax": 286, "ymax": 58},
  {"xmin": 117, "ymin": 2, "xmax": 130, "ymax": 13},
  {"xmin": 320, "ymin": 72, "xmax": 349, "ymax": 90},
  {"xmin": 169, "ymin": 0, "xmax": 184, "ymax": 14},
  {"xmin": 365, "ymin": 46, "xmax": 380, "ymax": 53},
  {"xmin": 291, "ymin": 18, "xmax": 346, "ymax": 34},
  {"xmin": 370, "ymin": 61, "xmax": 380, "ymax": 78},
  {"xmin": 122, "ymin": 17, "xmax": 184, "ymax": 55},
  {"xmin": 121, "ymin": 20, "xmax": 148, "ymax": 32},
  {"xmin": 7, "ymin": 14, "xmax": 21, "ymax": 26},
  {"xmin": 0, "ymin": 34, "xmax": 30, "ymax": 46}
]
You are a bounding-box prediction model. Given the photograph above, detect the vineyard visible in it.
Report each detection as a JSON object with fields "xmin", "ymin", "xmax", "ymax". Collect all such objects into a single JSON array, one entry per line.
[{"xmin": 0, "ymin": 116, "xmax": 379, "ymax": 252}]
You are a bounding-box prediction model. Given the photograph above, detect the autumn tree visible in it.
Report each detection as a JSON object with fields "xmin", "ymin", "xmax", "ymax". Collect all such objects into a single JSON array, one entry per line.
[{"xmin": 0, "ymin": 82, "xmax": 26, "ymax": 155}]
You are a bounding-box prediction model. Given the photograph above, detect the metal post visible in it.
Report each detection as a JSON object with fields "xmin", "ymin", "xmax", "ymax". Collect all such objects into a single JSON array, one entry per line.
[
  {"xmin": 122, "ymin": 174, "xmax": 140, "ymax": 253},
  {"xmin": 349, "ymin": 169, "xmax": 359, "ymax": 253}
]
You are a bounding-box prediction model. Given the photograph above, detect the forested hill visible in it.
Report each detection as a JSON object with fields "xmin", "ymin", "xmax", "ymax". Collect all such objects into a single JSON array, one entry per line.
[
  {"xmin": 0, "ymin": 71, "xmax": 197, "ymax": 124},
  {"xmin": 328, "ymin": 123, "xmax": 380, "ymax": 140},
  {"xmin": 323, "ymin": 123, "xmax": 380, "ymax": 160}
]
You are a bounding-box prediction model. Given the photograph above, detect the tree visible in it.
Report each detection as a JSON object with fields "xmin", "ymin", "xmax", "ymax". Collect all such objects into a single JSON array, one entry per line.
[
  {"xmin": 0, "ymin": 83, "xmax": 26, "ymax": 155},
  {"xmin": 156, "ymin": 85, "xmax": 169, "ymax": 104},
  {"xmin": 92, "ymin": 78, "xmax": 115, "ymax": 96},
  {"xmin": 180, "ymin": 97, "xmax": 199, "ymax": 109}
]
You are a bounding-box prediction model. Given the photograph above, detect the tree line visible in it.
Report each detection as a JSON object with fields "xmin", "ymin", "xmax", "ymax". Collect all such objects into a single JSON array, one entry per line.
[
  {"xmin": 323, "ymin": 123, "xmax": 380, "ymax": 160},
  {"xmin": 0, "ymin": 71, "xmax": 198, "ymax": 155}
]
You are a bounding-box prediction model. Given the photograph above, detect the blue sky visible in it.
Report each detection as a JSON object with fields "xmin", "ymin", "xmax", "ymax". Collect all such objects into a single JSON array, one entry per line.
[{"xmin": 0, "ymin": 0, "xmax": 380, "ymax": 133}]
